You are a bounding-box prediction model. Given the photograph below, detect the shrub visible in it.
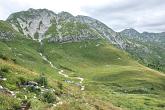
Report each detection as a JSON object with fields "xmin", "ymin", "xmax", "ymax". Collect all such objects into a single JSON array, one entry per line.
[
  {"xmin": 20, "ymin": 100, "xmax": 31, "ymax": 110},
  {"xmin": 41, "ymin": 91, "xmax": 56, "ymax": 103},
  {"xmin": 157, "ymin": 104, "xmax": 165, "ymax": 108},
  {"xmin": 18, "ymin": 77, "xmax": 27, "ymax": 84},
  {"xmin": 12, "ymin": 104, "xmax": 21, "ymax": 110},
  {"xmin": 16, "ymin": 93, "xmax": 26, "ymax": 99},
  {"xmin": 16, "ymin": 77, "xmax": 27, "ymax": 87},
  {"xmin": 11, "ymin": 58, "xmax": 17, "ymax": 64},
  {"xmin": 1, "ymin": 67, "xmax": 9, "ymax": 73},
  {"xmin": 0, "ymin": 67, "xmax": 9, "ymax": 77},
  {"xmin": 57, "ymin": 81, "xmax": 63, "ymax": 90},
  {"xmin": 0, "ymin": 54, "xmax": 9, "ymax": 61},
  {"xmin": 35, "ymin": 73, "xmax": 48, "ymax": 87},
  {"xmin": 27, "ymin": 86, "xmax": 41, "ymax": 94}
]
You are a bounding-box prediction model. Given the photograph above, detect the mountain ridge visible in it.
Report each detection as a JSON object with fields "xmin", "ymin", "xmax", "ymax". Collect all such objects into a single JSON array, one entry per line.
[
  {"xmin": 4, "ymin": 8, "xmax": 165, "ymax": 72},
  {"xmin": 0, "ymin": 8, "xmax": 165, "ymax": 110},
  {"xmin": 6, "ymin": 8, "xmax": 127, "ymax": 49}
]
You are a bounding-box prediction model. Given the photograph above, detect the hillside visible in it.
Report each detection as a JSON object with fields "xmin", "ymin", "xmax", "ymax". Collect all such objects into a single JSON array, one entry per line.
[
  {"xmin": 120, "ymin": 29, "xmax": 165, "ymax": 72},
  {"xmin": 0, "ymin": 9, "xmax": 165, "ymax": 110},
  {"xmin": 6, "ymin": 8, "xmax": 165, "ymax": 72}
]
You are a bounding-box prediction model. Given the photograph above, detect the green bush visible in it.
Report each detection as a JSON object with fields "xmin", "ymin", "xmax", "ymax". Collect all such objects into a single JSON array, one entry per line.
[
  {"xmin": 12, "ymin": 104, "xmax": 21, "ymax": 110},
  {"xmin": 157, "ymin": 103, "xmax": 165, "ymax": 108},
  {"xmin": 18, "ymin": 77, "xmax": 27, "ymax": 84},
  {"xmin": 57, "ymin": 81, "xmax": 63, "ymax": 90},
  {"xmin": 41, "ymin": 91, "xmax": 56, "ymax": 103},
  {"xmin": 11, "ymin": 58, "xmax": 17, "ymax": 64},
  {"xmin": 1, "ymin": 67, "xmax": 9, "ymax": 73},
  {"xmin": 27, "ymin": 86, "xmax": 41, "ymax": 94},
  {"xmin": 35, "ymin": 73, "xmax": 48, "ymax": 87},
  {"xmin": 0, "ymin": 54, "xmax": 9, "ymax": 61},
  {"xmin": 0, "ymin": 67, "xmax": 9, "ymax": 77}
]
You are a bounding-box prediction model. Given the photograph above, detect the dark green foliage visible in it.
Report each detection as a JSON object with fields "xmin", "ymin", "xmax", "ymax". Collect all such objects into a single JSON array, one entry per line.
[
  {"xmin": 11, "ymin": 58, "xmax": 17, "ymax": 64},
  {"xmin": 18, "ymin": 77, "xmax": 27, "ymax": 84},
  {"xmin": 45, "ymin": 23, "xmax": 58, "ymax": 36},
  {"xmin": 16, "ymin": 77, "xmax": 28, "ymax": 88},
  {"xmin": 0, "ymin": 67, "xmax": 9, "ymax": 73},
  {"xmin": 157, "ymin": 103, "xmax": 165, "ymax": 108},
  {"xmin": 41, "ymin": 91, "xmax": 56, "ymax": 103},
  {"xmin": 0, "ymin": 67, "xmax": 9, "ymax": 77},
  {"xmin": 27, "ymin": 86, "xmax": 41, "ymax": 94},
  {"xmin": 147, "ymin": 61, "xmax": 164, "ymax": 71},
  {"xmin": 57, "ymin": 81, "xmax": 63, "ymax": 90},
  {"xmin": 19, "ymin": 100, "xmax": 31, "ymax": 110},
  {"xmin": 35, "ymin": 73, "xmax": 48, "ymax": 87},
  {"xmin": 0, "ymin": 54, "xmax": 9, "ymax": 61},
  {"xmin": 12, "ymin": 104, "xmax": 21, "ymax": 110}
]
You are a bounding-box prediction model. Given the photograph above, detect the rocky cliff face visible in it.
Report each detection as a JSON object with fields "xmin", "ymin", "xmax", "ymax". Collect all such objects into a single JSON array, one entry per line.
[
  {"xmin": 120, "ymin": 28, "xmax": 165, "ymax": 44},
  {"xmin": 7, "ymin": 9, "xmax": 55, "ymax": 41},
  {"xmin": 6, "ymin": 8, "xmax": 127, "ymax": 48}
]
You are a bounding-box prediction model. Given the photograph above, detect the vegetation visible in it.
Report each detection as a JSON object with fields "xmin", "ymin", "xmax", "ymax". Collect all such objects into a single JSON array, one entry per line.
[
  {"xmin": 0, "ymin": 19, "xmax": 165, "ymax": 110},
  {"xmin": 41, "ymin": 91, "xmax": 56, "ymax": 103},
  {"xmin": 35, "ymin": 73, "xmax": 48, "ymax": 87}
]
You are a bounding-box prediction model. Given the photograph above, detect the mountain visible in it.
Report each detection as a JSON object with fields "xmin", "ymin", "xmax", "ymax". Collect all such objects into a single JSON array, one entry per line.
[
  {"xmin": 0, "ymin": 9, "xmax": 165, "ymax": 110},
  {"xmin": 6, "ymin": 8, "xmax": 127, "ymax": 48},
  {"xmin": 121, "ymin": 28, "xmax": 164, "ymax": 43},
  {"xmin": 120, "ymin": 29, "xmax": 165, "ymax": 72},
  {"xmin": 7, "ymin": 9, "xmax": 165, "ymax": 73}
]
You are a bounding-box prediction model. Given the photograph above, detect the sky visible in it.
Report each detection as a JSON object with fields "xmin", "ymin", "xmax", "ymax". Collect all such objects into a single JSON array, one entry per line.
[{"xmin": 0, "ymin": 0, "xmax": 165, "ymax": 32}]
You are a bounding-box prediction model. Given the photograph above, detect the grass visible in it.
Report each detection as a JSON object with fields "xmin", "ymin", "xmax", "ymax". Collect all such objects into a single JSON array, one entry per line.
[
  {"xmin": 42, "ymin": 39, "xmax": 165, "ymax": 110},
  {"xmin": 0, "ymin": 20, "xmax": 165, "ymax": 109}
]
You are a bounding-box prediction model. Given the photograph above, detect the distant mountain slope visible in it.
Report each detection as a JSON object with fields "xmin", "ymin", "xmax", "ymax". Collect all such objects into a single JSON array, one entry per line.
[{"xmin": 120, "ymin": 29, "xmax": 165, "ymax": 72}]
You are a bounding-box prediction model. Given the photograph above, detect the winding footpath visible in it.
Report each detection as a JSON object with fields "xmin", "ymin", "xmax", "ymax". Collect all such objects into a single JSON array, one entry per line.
[
  {"xmin": 39, "ymin": 52, "xmax": 85, "ymax": 107},
  {"xmin": 39, "ymin": 53, "xmax": 85, "ymax": 90}
]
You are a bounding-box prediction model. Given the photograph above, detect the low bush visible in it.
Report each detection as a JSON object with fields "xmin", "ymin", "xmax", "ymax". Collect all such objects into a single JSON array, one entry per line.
[
  {"xmin": 41, "ymin": 91, "xmax": 56, "ymax": 103},
  {"xmin": 0, "ymin": 54, "xmax": 9, "ymax": 61},
  {"xmin": 27, "ymin": 86, "xmax": 41, "ymax": 94},
  {"xmin": 0, "ymin": 67, "xmax": 9, "ymax": 77},
  {"xmin": 57, "ymin": 81, "xmax": 63, "ymax": 90},
  {"xmin": 1, "ymin": 67, "xmax": 9, "ymax": 73},
  {"xmin": 35, "ymin": 73, "xmax": 48, "ymax": 87}
]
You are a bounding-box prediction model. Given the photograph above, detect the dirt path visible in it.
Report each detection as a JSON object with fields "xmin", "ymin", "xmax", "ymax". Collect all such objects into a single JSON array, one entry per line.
[
  {"xmin": 39, "ymin": 52, "xmax": 85, "ymax": 107},
  {"xmin": 39, "ymin": 52, "xmax": 85, "ymax": 91}
]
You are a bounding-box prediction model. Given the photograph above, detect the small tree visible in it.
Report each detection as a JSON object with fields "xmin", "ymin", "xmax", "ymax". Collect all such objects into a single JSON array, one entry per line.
[{"xmin": 36, "ymin": 73, "xmax": 48, "ymax": 87}]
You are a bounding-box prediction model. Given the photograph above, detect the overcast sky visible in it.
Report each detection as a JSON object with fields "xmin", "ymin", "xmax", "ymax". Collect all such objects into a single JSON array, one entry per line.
[{"xmin": 0, "ymin": 0, "xmax": 165, "ymax": 32}]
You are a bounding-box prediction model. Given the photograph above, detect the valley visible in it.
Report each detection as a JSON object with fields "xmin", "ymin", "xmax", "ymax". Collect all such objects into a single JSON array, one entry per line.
[{"xmin": 0, "ymin": 9, "xmax": 165, "ymax": 110}]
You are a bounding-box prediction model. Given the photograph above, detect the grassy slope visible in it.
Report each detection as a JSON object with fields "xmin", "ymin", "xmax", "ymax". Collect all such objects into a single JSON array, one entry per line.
[
  {"xmin": 0, "ymin": 21, "xmax": 61, "ymax": 109},
  {"xmin": 0, "ymin": 21, "xmax": 165, "ymax": 110},
  {"xmin": 0, "ymin": 21, "xmax": 120, "ymax": 109},
  {"xmin": 42, "ymin": 39, "xmax": 165, "ymax": 110},
  {"xmin": 0, "ymin": 40, "xmax": 120, "ymax": 110},
  {"xmin": 124, "ymin": 37, "xmax": 165, "ymax": 72}
]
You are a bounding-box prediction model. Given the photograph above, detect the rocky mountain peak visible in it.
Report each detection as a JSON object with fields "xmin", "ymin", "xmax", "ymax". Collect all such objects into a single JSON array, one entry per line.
[
  {"xmin": 58, "ymin": 11, "xmax": 74, "ymax": 18},
  {"xmin": 120, "ymin": 28, "xmax": 140, "ymax": 37},
  {"xmin": 7, "ymin": 8, "xmax": 56, "ymax": 41},
  {"xmin": 6, "ymin": 8, "xmax": 129, "ymax": 49}
]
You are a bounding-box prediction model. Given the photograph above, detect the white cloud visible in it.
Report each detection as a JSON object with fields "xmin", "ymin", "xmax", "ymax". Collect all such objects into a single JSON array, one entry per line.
[{"xmin": 0, "ymin": 0, "xmax": 165, "ymax": 32}]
